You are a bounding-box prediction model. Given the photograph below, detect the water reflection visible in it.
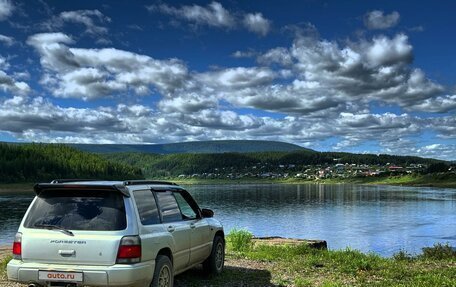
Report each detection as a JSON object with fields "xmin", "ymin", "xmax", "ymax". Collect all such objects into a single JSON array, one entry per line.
[
  {"xmin": 0, "ymin": 191, "xmax": 35, "ymax": 244},
  {"xmin": 185, "ymin": 184, "xmax": 456, "ymax": 256}
]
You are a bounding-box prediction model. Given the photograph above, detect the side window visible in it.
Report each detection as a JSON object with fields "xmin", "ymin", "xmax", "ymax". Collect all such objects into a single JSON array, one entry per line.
[
  {"xmin": 134, "ymin": 190, "xmax": 160, "ymax": 225},
  {"xmin": 156, "ymin": 191, "xmax": 182, "ymax": 223},
  {"xmin": 174, "ymin": 192, "xmax": 197, "ymax": 220}
]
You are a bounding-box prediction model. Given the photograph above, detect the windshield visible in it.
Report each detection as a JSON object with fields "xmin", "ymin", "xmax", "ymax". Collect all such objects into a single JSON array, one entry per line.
[{"xmin": 24, "ymin": 189, "xmax": 127, "ymax": 231}]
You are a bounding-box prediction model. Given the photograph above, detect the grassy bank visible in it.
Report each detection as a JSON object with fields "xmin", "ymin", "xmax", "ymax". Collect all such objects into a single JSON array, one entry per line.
[
  {"xmin": 179, "ymin": 229, "xmax": 455, "ymax": 286},
  {"xmin": 1, "ymin": 232, "xmax": 455, "ymax": 287}
]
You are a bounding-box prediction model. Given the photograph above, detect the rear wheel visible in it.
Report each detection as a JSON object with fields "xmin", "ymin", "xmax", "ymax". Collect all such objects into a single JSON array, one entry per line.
[
  {"xmin": 151, "ymin": 255, "xmax": 173, "ymax": 287},
  {"xmin": 203, "ymin": 235, "xmax": 225, "ymax": 275}
]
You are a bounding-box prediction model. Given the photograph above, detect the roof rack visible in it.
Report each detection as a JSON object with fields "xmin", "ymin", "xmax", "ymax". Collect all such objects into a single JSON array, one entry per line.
[
  {"xmin": 50, "ymin": 179, "xmax": 103, "ymax": 184},
  {"xmin": 123, "ymin": 180, "xmax": 177, "ymax": 186}
]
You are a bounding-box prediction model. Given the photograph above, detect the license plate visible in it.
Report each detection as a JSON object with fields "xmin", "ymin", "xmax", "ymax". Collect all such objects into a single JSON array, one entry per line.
[{"xmin": 38, "ymin": 271, "xmax": 83, "ymax": 282}]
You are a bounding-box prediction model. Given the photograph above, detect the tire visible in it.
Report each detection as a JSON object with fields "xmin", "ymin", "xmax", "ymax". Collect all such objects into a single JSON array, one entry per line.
[
  {"xmin": 151, "ymin": 255, "xmax": 174, "ymax": 287},
  {"xmin": 203, "ymin": 235, "xmax": 225, "ymax": 275}
]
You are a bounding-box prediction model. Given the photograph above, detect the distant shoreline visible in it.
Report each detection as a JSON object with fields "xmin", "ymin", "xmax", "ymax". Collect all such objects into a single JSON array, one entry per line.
[{"xmin": 1, "ymin": 174, "xmax": 454, "ymax": 191}]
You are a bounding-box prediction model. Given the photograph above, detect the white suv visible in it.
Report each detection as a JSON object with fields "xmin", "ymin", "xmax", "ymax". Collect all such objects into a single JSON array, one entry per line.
[{"xmin": 7, "ymin": 180, "xmax": 225, "ymax": 287}]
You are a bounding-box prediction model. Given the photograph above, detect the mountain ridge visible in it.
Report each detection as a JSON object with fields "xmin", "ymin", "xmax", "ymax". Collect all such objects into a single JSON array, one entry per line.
[{"xmin": 68, "ymin": 140, "xmax": 309, "ymax": 154}]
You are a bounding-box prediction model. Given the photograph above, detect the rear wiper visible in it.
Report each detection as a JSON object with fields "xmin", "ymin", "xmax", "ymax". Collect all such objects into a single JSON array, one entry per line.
[{"xmin": 34, "ymin": 224, "xmax": 74, "ymax": 237}]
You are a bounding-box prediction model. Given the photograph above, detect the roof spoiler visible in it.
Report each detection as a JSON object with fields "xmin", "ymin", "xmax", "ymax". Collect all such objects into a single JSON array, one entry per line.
[{"xmin": 34, "ymin": 183, "xmax": 130, "ymax": 197}]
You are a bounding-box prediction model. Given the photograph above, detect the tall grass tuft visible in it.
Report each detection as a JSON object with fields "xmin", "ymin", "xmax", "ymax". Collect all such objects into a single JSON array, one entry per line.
[{"xmin": 227, "ymin": 228, "xmax": 254, "ymax": 252}]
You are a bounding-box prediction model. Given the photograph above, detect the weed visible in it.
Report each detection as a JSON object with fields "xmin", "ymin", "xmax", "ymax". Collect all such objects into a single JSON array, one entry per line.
[
  {"xmin": 226, "ymin": 228, "xmax": 254, "ymax": 252},
  {"xmin": 393, "ymin": 249, "xmax": 415, "ymax": 261}
]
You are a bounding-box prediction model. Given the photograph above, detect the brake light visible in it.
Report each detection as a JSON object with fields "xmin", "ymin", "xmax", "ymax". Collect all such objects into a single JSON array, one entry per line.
[
  {"xmin": 12, "ymin": 232, "xmax": 22, "ymax": 260},
  {"xmin": 116, "ymin": 236, "xmax": 141, "ymax": 264}
]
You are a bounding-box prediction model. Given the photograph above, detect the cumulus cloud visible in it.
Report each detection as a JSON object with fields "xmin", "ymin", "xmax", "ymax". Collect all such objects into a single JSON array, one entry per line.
[
  {"xmin": 27, "ymin": 32, "xmax": 188, "ymax": 100},
  {"xmin": 0, "ymin": 71, "xmax": 30, "ymax": 95},
  {"xmin": 149, "ymin": 2, "xmax": 272, "ymax": 35},
  {"xmin": 257, "ymin": 47, "xmax": 293, "ymax": 66},
  {"xmin": 0, "ymin": 56, "xmax": 30, "ymax": 95},
  {"xmin": 382, "ymin": 141, "xmax": 456, "ymax": 159},
  {"xmin": 284, "ymin": 33, "xmax": 443, "ymax": 111},
  {"xmin": 364, "ymin": 10, "xmax": 400, "ymax": 30},
  {"xmin": 243, "ymin": 13, "xmax": 271, "ymax": 36},
  {"xmin": 0, "ymin": 0, "xmax": 13, "ymax": 21},
  {"xmin": 6, "ymin": 20, "xmax": 453, "ymax": 159},
  {"xmin": 149, "ymin": 1, "xmax": 235, "ymax": 28}
]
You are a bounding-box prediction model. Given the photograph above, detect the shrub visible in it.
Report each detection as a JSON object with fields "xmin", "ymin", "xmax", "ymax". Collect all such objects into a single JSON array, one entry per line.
[
  {"xmin": 421, "ymin": 243, "xmax": 456, "ymax": 260},
  {"xmin": 227, "ymin": 228, "xmax": 253, "ymax": 252}
]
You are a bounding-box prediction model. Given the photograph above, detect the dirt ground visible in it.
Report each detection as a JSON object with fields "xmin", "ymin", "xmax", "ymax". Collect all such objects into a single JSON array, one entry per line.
[{"xmin": 0, "ymin": 247, "xmax": 276, "ymax": 287}]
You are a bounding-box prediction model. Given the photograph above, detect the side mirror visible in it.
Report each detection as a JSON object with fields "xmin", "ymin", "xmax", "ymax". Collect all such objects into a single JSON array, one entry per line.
[{"xmin": 201, "ymin": 208, "xmax": 214, "ymax": 218}]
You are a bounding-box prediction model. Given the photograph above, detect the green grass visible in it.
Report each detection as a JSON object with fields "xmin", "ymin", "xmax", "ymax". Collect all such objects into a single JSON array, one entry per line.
[
  {"xmin": 226, "ymin": 228, "xmax": 254, "ymax": 252},
  {"xmin": 222, "ymin": 231, "xmax": 456, "ymax": 286},
  {"xmin": 0, "ymin": 255, "xmax": 12, "ymax": 276}
]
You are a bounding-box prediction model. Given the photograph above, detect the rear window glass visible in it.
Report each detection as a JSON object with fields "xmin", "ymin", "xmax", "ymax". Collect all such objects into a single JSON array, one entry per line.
[
  {"xmin": 156, "ymin": 191, "xmax": 182, "ymax": 223},
  {"xmin": 134, "ymin": 190, "xmax": 160, "ymax": 225},
  {"xmin": 24, "ymin": 189, "xmax": 127, "ymax": 231}
]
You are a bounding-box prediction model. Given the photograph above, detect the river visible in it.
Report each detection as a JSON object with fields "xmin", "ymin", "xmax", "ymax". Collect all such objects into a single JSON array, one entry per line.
[{"xmin": 1, "ymin": 183, "xmax": 455, "ymax": 256}]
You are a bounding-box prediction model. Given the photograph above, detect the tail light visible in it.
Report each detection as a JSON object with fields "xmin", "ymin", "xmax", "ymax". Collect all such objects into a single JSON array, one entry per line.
[
  {"xmin": 116, "ymin": 235, "xmax": 141, "ymax": 264},
  {"xmin": 12, "ymin": 232, "xmax": 22, "ymax": 260}
]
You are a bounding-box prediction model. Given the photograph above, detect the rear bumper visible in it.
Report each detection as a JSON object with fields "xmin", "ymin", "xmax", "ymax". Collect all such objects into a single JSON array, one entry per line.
[{"xmin": 7, "ymin": 259, "xmax": 154, "ymax": 287}]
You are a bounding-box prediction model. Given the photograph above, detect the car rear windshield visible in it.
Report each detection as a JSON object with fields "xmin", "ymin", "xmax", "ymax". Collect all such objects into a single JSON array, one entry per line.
[{"xmin": 24, "ymin": 189, "xmax": 127, "ymax": 231}]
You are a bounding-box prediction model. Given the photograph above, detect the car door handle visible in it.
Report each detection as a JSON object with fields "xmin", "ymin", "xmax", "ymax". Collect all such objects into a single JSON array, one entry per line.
[
  {"xmin": 167, "ymin": 226, "xmax": 175, "ymax": 232},
  {"xmin": 59, "ymin": 250, "xmax": 75, "ymax": 257},
  {"xmin": 190, "ymin": 223, "xmax": 196, "ymax": 229}
]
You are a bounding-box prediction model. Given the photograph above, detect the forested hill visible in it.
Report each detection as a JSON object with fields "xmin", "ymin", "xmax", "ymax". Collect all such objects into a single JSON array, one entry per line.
[
  {"xmin": 103, "ymin": 151, "xmax": 442, "ymax": 178},
  {"xmin": 0, "ymin": 143, "xmax": 143, "ymax": 183},
  {"xmin": 69, "ymin": 140, "xmax": 308, "ymax": 154}
]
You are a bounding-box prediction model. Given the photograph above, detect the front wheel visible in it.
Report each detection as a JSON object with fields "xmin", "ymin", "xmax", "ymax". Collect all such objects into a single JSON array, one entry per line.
[
  {"xmin": 203, "ymin": 235, "xmax": 225, "ymax": 275},
  {"xmin": 151, "ymin": 255, "xmax": 174, "ymax": 287}
]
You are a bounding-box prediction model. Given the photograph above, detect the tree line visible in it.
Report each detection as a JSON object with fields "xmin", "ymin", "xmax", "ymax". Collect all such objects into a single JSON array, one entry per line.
[{"xmin": 0, "ymin": 143, "xmax": 143, "ymax": 183}]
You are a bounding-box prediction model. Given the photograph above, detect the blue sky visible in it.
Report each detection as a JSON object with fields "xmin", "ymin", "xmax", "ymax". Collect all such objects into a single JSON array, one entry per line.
[{"xmin": 0, "ymin": 0, "xmax": 455, "ymax": 159}]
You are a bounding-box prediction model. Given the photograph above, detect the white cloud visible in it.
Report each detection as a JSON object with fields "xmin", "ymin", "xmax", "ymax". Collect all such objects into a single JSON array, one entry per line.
[
  {"xmin": 0, "ymin": 0, "xmax": 13, "ymax": 21},
  {"xmin": 41, "ymin": 9, "xmax": 111, "ymax": 44},
  {"xmin": 382, "ymin": 141, "xmax": 456, "ymax": 160},
  {"xmin": 243, "ymin": 13, "xmax": 271, "ymax": 36},
  {"xmin": 0, "ymin": 34, "xmax": 14, "ymax": 46},
  {"xmin": 257, "ymin": 47, "xmax": 292, "ymax": 66},
  {"xmin": 149, "ymin": 2, "xmax": 272, "ymax": 35},
  {"xmin": 59, "ymin": 10, "xmax": 111, "ymax": 35},
  {"xmin": 149, "ymin": 1, "xmax": 235, "ymax": 28},
  {"xmin": 0, "ymin": 71, "xmax": 30, "ymax": 95},
  {"xmin": 364, "ymin": 10, "xmax": 400, "ymax": 30},
  {"xmin": 0, "ymin": 56, "xmax": 30, "ymax": 95},
  {"xmin": 232, "ymin": 50, "xmax": 257, "ymax": 58},
  {"xmin": 198, "ymin": 67, "xmax": 276, "ymax": 89},
  {"xmin": 27, "ymin": 33, "xmax": 189, "ymax": 100}
]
